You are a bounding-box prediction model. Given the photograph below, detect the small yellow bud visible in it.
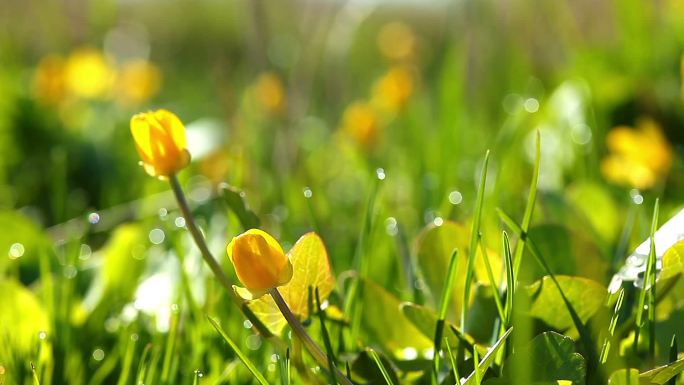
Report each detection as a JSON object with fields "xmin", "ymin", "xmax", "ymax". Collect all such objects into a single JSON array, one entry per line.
[
  {"xmin": 227, "ymin": 229, "xmax": 293, "ymax": 299},
  {"xmin": 130, "ymin": 109, "xmax": 191, "ymax": 178}
]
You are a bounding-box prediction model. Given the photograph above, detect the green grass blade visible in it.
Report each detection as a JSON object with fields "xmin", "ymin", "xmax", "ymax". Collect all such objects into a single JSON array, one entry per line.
[
  {"xmin": 31, "ymin": 362, "xmax": 40, "ymax": 385},
  {"xmin": 463, "ymin": 327, "xmax": 513, "ymax": 385},
  {"xmin": 634, "ymin": 198, "xmax": 659, "ymax": 356},
  {"xmin": 599, "ymin": 288, "xmax": 625, "ymax": 363},
  {"xmin": 502, "ymin": 232, "xmax": 514, "ymax": 329},
  {"xmin": 315, "ymin": 287, "xmax": 338, "ymax": 385},
  {"xmin": 512, "ymin": 130, "xmax": 540, "ymax": 280},
  {"xmin": 434, "ymin": 248, "xmax": 459, "ymax": 381},
  {"xmin": 669, "ymin": 335, "xmax": 678, "ymax": 385},
  {"xmin": 462, "ymin": 150, "xmax": 490, "ymax": 330},
  {"xmin": 472, "ymin": 348, "xmax": 481, "ymax": 385},
  {"xmin": 444, "ymin": 337, "xmax": 462, "ymax": 385},
  {"xmin": 160, "ymin": 304, "xmax": 180, "ymax": 384},
  {"xmin": 192, "ymin": 370, "xmax": 203, "ymax": 385},
  {"xmin": 478, "ymin": 235, "xmax": 505, "ymax": 327},
  {"xmin": 279, "ymin": 348, "xmax": 291, "ymax": 385},
  {"xmin": 116, "ymin": 334, "xmax": 137, "ymax": 385},
  {"xmin": 135, "ymin": 343, "xmax": 153, "ymax": 385},
  {"xmin": 368, "ymin": 348, "xmax": 395, "ymax": 385},
  {"xmin": 207, "ymin": 316, "xmax": 271, "ymax": 385}
]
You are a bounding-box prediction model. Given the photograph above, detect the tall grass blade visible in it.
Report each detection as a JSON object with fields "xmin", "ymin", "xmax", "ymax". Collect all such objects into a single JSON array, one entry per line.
[
  {"xmin": 478, "ymin": 235, "xmax": 506, "ymax": 327},
  {"xmin": 207, "ymin": 316, "xmax": 271, "ymax": 385},
  {"xmin": 599, "ymin": 288, "xmax": 625, "ymax": 363},
  {"xmin": 434, "ymin": 248, "xmax": 459, "ymax": 381},
  {"xmin": 634, "ymin": 199, "xmax": 659, "ymax": 357},
  {"xmin": 669, "ymin": 335, "xmax": 678, "ymax": 385},
  {"xmin": 315, "ymin": 287, "xmax": 338, "ymax": 385},
  {"xmin": 512, "ymin": 130, "xmax": 540, "ymax": 280},
  {"xmin": 368, "ymin": 348, "xmax": 395, "ymax": 385},
  {"xmin": 462, "ymin": 150, "xmax": 490, "ymax": 330},
  {"xmin": 444, "ymin": 337, "xmax": 462, "ymax": 385}
]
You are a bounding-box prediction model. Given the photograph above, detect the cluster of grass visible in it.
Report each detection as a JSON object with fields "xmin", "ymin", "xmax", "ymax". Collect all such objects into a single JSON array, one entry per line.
[{"xmin": 2, "ymin": 0, "xmax": 684, "ymax": 384}]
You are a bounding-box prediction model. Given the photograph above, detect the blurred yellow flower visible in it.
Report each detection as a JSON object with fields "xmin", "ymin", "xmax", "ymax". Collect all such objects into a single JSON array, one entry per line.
[
  {"xmin": 130, "ymin": 109, "xmax": 191, "ymax": 178},
  {"xmin": 371, "ymin": 66, "xmax": 413, "ymax": 114},
  {"xmin": 32, "ymin": 55, "xmax": 67, "ymax": 105},
  {"xmin": 253, "ymin": 72, "xmax": 286, "ymax": 115},
  {"xmin": 227, "ymin": 229, "xmax": 293, "ymax": 299},
  {"xmin": 601, "ymin": 118, "xmax": 672, "ymax": 189},
  {"xmin": 64, "ymin": 48, "xmax": 115, "ymax": 99},
  {"xmin": 116, "ymin": 59, "xmax": 162, "ymax": 105},
  {"xmin": 377, "ymin": 22, "xmax": 417, "ymax": 62},
  {"xmin": 341, "ymin": 101, "xmax": 379, "ymax": 149}
]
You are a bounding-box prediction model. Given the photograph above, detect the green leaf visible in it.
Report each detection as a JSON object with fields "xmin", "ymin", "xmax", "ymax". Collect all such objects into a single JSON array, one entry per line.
[
  {"xmin": 463, "ymin": 328, "xmax": 513, "ymax": 385},
  {"xmin": 608, "ymin": 369, "xmax": 640, "ymax": 385},
  {"xmin": 566, "ymin": 182, "xmax": 620, "ymax": 244},
  {"xmin": 496, "ymin": 332, "xmax": 586, "ymax": 384},
  {"xmin": 0, "ymin": 279, "xmax": 50, "ymax": 359},
  {"xmin": 660, "ymin": 239, "xmax": 684, "ymax": 281},
  {"xmin": 525, "ymin": 276, "xmax": 607, "ymax": 331},
  {"xmin": 219, "ymin": 184, "xmax": 260, "ymax": 230},
  {"xmin": 639, "ymin": 357, "xmax": 684, "ymax": 385},
  {"xmin": 359, "ymin": 278, "xmax": 433, "ymax": 358},
  {"xmin": 0, "ymin": 210, "xmax": 52, "ymax": 282},
  {"xmin": 245, "ymin": 232, "xmax": 336, "ymax": 334},
  {"xmin": 400, "ymin": 302, "xmax": 481, "ymax": 354}
]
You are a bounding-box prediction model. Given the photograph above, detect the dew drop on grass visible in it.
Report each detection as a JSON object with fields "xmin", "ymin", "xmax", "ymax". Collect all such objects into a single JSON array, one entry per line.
[
  {"xmin": 385, "ymin": 217, "xmax": 398, "ymax": 236},
  {"xmin": 523, "ymin": 97, "xmax": 539, "ymax": 113},
  {"xmin": 376, "ymin": 167, "xmax": 386, "ymax": 180},
  {"xmin": 630, "ymin": 189, "xmax": 644, "ymax": 205},
  {"xmin": 448, "ymin": 190, "xmax": 463, "ymax": 205},
  {"xmin": 303, "ymin": 187, "xmax": 313, "ymax": 198},
  {"xmin": 38, "ymin": 331, "xmax": 47, "ymax": 340},
  {"xmin": 433, "ymin": 217, "xmax": 444, "ymax": 226},
  {"xmin": 174, "ymin": 216, "xmax": 186, "ymax": 228},
  {"xmin": 92, "ymin": 348, "xmax": 105, "ymax": 361},
  {"xmin": 63, "ymin": 265, "xmax": 77, "ymax": 279},
  {"xmin": 243, "ymin": 320, "xmax": 253, "ymax": 329},
  {"xmin": 270, "ymin": 354, "xmax": 279, "ymax": 362},
  {"xmin": 8, "ymin": 243, "xmax": 25, "ymax": 259},
  {"xmin": 148, "ymin": 228, "xmax": 165, "ymax": 244},
  {"xmin": 130, "ymin": 333, "xmax": 139, "ymax": 341},
  {"xmin": 88, "ymin": 212, "xmax": 100, "ymax": 224},
  {"xmin": 194, "ymin": 370, "xmax": 203, "ymax": 378},
  {"xmin": 79, "ymin": 244, "xmax": 92, "ymax": 260},
  {"xmin": 158, "ymin": 208, "xmax": 168, "ymax": 220},
  {"xmin": 246, "ymin": 334, "xmax": 262, "ymax": 350}
]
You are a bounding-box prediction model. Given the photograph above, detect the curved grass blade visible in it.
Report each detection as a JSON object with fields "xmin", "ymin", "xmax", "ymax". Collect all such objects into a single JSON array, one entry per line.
[
  {"xmin": 599, "ymin": 288, "xmax": 625, "ymax": 364},
  {"xmin": 315, "ymin": 287, "xmax": 338, "ymax": 385},
  {"xmin": 462, "ymin": 150, "xmax": 490, "ymax": 330},
  {"xmin": 434, "ymin": 249, "xmax": 459, "ymax": 381},
  {"xmin": 444, "ymin": 337, "xmax": 462, "ymax": 385},
  {"xmin": 207, "ymin": 316, "xmax": 271, "ymax": 385},
  {"xmin": 368, "ymin": 348, "xmax": 395, "ymax": 385},
  {"xmin": 634, "ymin": 199, "xmax": 659, "ymax": 357},
  {"xmin": 463, "ymin": 327, "xmax": 513, "ymax": 385},
  {"xmin": 478, "ymin": 234, "xmax": 505, "ymax": 326}
]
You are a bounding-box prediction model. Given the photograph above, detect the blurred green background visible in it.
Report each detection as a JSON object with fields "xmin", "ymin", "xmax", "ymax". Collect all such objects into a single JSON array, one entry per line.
[{"xmin": 1, "ymin": 0, "xmax": 684, "ymax": 384}]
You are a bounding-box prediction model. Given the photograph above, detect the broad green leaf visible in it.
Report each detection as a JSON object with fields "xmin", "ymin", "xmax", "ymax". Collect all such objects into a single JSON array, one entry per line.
[
  {"xmin": 660, "ymin": 240, "xmax": 684, "ymax": 280},
  {"xmin": 0, "ymin": 279, "xmax": 50, "ymax": 357},
  {"xmin": 246, "ymin": 232, "xmax": 336, "ymax": 334},
  {"xmin": 608, "ymin": 369, "xmax": 640, "ymax": 385},
  {"xmin": 359, "ymin": 278, "xmax": 433, "ymax": 357},
  {"xmin": 101, "ymin": 224, "xmax": 148, "ymax": 300},
  {"xmin": 219, "ymin": 184, "xmax": 260, "ymax": 230},
  {"xmin": 416, "ymin": 221, "xmax": 500, "ymax": 318},
  {"xmin": 522, "ymin": 224, "xmax": 607, "ymax": 283},
  {"xmin": 525, "ymin": 276, "xmax": 607, "ymax": 331},
  {"xmin": 0, "ymin": 210, "xmax": 51, "ymax": 282},
  {"xmin": 639, "ymin": 357, "xmax": 684, "ymax": 384},
  {"xmin": 496, "ymin": 332, "xmax": 586, "ymax": 384}
]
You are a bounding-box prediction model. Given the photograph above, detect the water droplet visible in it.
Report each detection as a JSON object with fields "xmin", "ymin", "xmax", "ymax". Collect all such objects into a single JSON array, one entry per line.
[
  {"xmin": 8, "ymin": 243, "xmax": 25, "ymax": 259},
  {"xmin": 79, "ymin": 244, "xmax": 92, "ymax": 260},
  {"xmin": 376, "ymin": 168, "xmax": 386, "ymax": 180},
  {"xmin": 93, "ymin": 348, "xmax": 105, "ymax": 361},
  {"xmin": 158, "ymin": 208, "xmax": 168, "ymax": 220},
  {"xmin": 243, "ymin": 320, "xmax": 253, "ymax": 329},
  {"xmin": 303, "ymin": 187, "xmax": 313, "ymax": 199},
  {"xmin": 571, "ymin": 123, "xmax": 592, "ymax": 145},
  {"xmin": 448, "ymin": 190, "xmax": 463, "ymax": 205},
  {"xmin": 385, "ymin": 217, "xmax": 398, "ymax": 236},
  {"xmin": 523, "ymin": 98, "xmax": 539, "ymax": 113},
  {"xmin": 38, "ymin": 331, "xmax": 47, "ymax": 340},
  {"xmin": 433, "ymin": 217, "xmax": 444, "ymax": 226},
  {"xmin": 63, "ymin": 265, "xmax": 77, "ymax": 279},
  {"xmin": 194, "ymin": 370, "xmax": 204, "ymax": 378},
  {"xmin": 174, "ymin": 217, "xmax": 186, "ymax": 228},
  {"xmin": 629, "ymin": 189, "xmax": 644, "ymax": 205},
  {"xmin": 149, "ymin": 228, "xmax": 165, "ymax": 244},
  {"xmin": 130, "ymin": 333, "xmax": 139, "ymax": 341},
  {"xmin": 271, "ymin": 354, "xmax": 279, "ymax": 362},
  {"xmin": 171, "ymin": 303, "xmax": 180, "ymax": 313},
  {"xmin": 246, "ymin": 334, "xmax": 262, "ymax": 350},
  {"xmin": 88, "ymin": 212, "xmax": 100, "ymax": 224}
]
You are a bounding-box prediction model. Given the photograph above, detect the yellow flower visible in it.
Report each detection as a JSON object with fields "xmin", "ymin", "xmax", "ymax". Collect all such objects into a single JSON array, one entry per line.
[
  {"xmin": 341, "ymin": 101, "xmax": 379, "ymax": 149},
  {"xmin": 116, "ymin": 59, "xmax": 162, "ymax": 105},
  {"xmin": 601, "ymin": 118, "xmax": 672, "ymax": 189},
  {"xmin": 253, "ymin": 72, "xmax": 286, "ymax": 115},
  {"xmin": 227, "ymin": 229, "xmax": 294, "ymax": 299},
  {"xmin": 130, "ymin": 109, "xmax": 191, "ymax": 178},
  {"xmin": 64, "ymin": 48, "xmax": 114, "ymax": 99},
  {"xmin": 371, "ymin": 66, "xmax": 413, "ymax": 114},
  {"xmin": 32, "ymin": 55, "xmax": 67, "ymax": 105}
]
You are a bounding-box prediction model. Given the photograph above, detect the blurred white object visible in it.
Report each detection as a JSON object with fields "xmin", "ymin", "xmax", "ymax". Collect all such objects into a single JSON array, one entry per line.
[{"xmin": 609, "ymin": 209, "xmax": 684, "ymax": 293}]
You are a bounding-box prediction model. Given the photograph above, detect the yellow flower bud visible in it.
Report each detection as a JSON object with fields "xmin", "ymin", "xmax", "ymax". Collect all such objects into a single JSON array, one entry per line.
[
  {"xmin": 227, "ymin": 229, "xmax": 293, "ymax": 299},
  {"xmin": 130, "ymin": 109, "xmax": 191, "ymax": 178}
]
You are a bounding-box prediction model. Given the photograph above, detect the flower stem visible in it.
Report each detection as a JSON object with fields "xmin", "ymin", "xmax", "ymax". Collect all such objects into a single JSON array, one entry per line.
[
  {"xmin": 168, "ymin": 175, "xmax": 278, "ymax": 343},
  {"xmin": 269, "ymin": 288, "xmax": 353, "ymax": 385}
]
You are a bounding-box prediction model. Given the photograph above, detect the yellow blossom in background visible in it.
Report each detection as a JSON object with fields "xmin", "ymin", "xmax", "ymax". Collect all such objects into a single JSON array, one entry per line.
[
  {"xmin": 64, "ymin": 48, "xmax": 115, "ymax": 99},
  {"xmin": 116, "ymin": 59, "xmax": 162, "ymax": 105},
  {"xmin": 377, "ymin": 21, "xmax": 417, "ymax": 62},
  {"xmin": 130, "ymin": 109, "xmax": 191, "ymax": 178},
  {"xmin": 601, "ymin": 118, "xmax": 672, "ymax": 189},
  {"xmin": 253, "ymin": 72, "xmax": 286, "ymax": 115},
  {"xmin": 32, "ymin": 55, "xmax": 67, "ymax": 105},
  {"xmin": 371, "ymin": 66, "xmax": 413, "ymax": 114},
  {"xmin": 227, "ymin": 229, "xmax": 293, "ymax": 299},
  {"xmin": 341, "ymin": 101, "xmax": 379, "ymax": 149}
]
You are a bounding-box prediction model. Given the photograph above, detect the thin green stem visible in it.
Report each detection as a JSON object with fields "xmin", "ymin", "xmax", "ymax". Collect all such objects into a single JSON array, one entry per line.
[
  {"xmin": 269, "ymin": 288, "xmax": 353, "ymax": 385},
  {"xmin": 168, "ymin": 175, "xmax": 279, "ymax": 343}
]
